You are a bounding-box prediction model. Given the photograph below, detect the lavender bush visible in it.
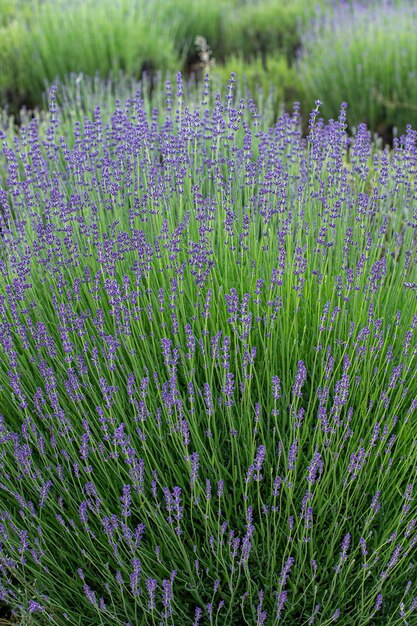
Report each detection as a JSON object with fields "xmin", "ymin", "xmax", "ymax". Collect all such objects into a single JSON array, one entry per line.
[
  {"xmin": 0, "ymin": 75, "xmax": 417, "ymax": 625},
  {"xmin": 298, "ymin": 0, "xmax": 417, "ymax": 136}
]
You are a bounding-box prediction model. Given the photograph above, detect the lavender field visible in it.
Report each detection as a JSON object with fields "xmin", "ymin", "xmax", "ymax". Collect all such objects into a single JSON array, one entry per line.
[{"xmin": 0, "ymin": 71, "xmax": 416, "ymax": 625}]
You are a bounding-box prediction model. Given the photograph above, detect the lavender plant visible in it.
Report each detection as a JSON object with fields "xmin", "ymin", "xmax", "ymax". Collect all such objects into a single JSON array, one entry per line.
[
  {"xmin": 0, "ymin": 75, "xmax": 417, "ymax": 625},
  {"xmin": 298, "ymin": 0, "xmax": 417, "ymax": 137}
]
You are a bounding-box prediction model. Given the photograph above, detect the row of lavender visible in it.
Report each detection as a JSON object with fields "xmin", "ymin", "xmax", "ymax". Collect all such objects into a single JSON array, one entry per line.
[{"xmin": 0, "ymin": 75, "xmax": 417, "ymax": 624}]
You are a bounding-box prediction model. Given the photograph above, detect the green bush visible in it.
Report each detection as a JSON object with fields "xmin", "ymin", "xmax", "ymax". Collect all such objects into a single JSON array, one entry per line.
[
  {"xmin": 298, "ymin": 1, "xmax": 417, "ymax": 136},
  {"xmin": 221, "ymin": 0, "xmax": 320, "ymax": 62},
  {"xmin": 155, "ymin": 0, "xmax": 226, "ymax": 66},
  {"xmin": 0, "ymin": 0, "xmax": 181, "ymax": 111}
]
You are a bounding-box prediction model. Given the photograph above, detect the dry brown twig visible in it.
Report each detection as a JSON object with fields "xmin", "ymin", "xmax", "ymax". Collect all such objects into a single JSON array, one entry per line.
[{"xmin": 194, "ymin": 36, "xmax": 215, "ymax": 75}]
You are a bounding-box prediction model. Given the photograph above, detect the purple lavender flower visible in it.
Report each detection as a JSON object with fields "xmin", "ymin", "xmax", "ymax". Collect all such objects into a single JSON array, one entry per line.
[
  {"xmin": 373, "ymin": 594, "xmax": 383, "ymax": 613},
  {"xmin": 360, "ymin": 537, "xmax": 368, "ymax": 557},
  {"xmin": 308, "ymin": 604, "xmax": 321, "ymax": 624},
  {"xmin": 120, "ymin": 484, "xmax": 132, "ymax": 518},
  {"xmin": 278, "ymin": 556, "xmax": 295, "ymax": 588},
  {"xmin": 345, "ymin": 447, "xmax": 368, "ymax": 482},
  {"xmin": 288, "ymin": 439, "xmax": 298, "ymax": 471},
  {"xmin": 203, "ymin": 383, "xmax": 214, "ymax": 416},
  {"xmin": 172, "ymin": 486, "xmax": 183, "ymax": 535},
  {"xmin": 247, "ymin": 445, "xmax": 267, "ymax": 484},
  {"xmin": 381, "ymin": 545, "xmax": 402, "ymax": 580},
  {"xmin": 335, "ymin": 533, "xmax": 351, "ymax": 573},
  {"xmin": 273, "ymin": 476, "xmax": 282, "ymax": 498},
  {"xmin": 222, "ymin": 372, "xmax": 235, "ymax": 407},
  {"xmin": 28, "ymin": 600, "xmax": 45, "ymax": 613},
  {"xmin": 189, "ymin": 451, "xmax": 199, "ymax": 488},
  {"xmin": 83, "ymin": 584, "xmax": 97, "ymax": 607},
  {"xmin": 78, "ymin": 501, "xmax": 89, "ymax": 527},
  {"xmin": 370, "ymin": 491, "xmax": 381, "ymax": 515},
  {"xmin": 306, "ymin": 451, "xmax": 324, "ymax": 485},
  {"xmin": 162, "ymin": 578, "xmax": 173, "ymax": 619},
  {"xmin": 275, "ymin": 590, "xmax": 288, "ymax": 620},
  {"xmin": 146, "ymin": 578, "xmax": 157, "ymax": 610},
  {"xmin": 129, "ymin": 559, "xmax": 141, "ymax": 596},
  {"xmin": 292, "ymin": 360, "xmax": 307, "ymax": 398},
  {"xmin": 39, "ymin": 480, "xmax": 53, "ymax": 507},
  {"xmin": 193, "ymin": 607, "xmax": 203, "ymax": 626}
]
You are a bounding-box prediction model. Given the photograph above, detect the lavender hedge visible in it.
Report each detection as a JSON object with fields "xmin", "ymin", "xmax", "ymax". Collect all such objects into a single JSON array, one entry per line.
[{"xmin": 0, "ymin": 75, "xmax": 417, "ymax": 625}]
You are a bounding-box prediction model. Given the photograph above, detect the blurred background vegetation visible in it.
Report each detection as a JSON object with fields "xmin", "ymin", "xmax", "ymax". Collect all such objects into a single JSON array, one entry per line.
[{"xmin": 0, "ymin": 0, "xmax": 416, "ymax": 140}]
